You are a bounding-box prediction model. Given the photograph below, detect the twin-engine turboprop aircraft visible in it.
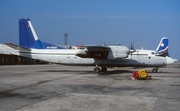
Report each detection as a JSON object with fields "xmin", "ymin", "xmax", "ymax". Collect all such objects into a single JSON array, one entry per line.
[{"xmin": 4, "ymin": 18, "xmax": 175, "ymax": 73}]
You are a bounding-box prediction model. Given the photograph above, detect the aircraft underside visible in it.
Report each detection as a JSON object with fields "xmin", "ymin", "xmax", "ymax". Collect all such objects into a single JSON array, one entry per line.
[{"xmin": 17, "ymin": 52, "xmax": 167, "ymax": 74}]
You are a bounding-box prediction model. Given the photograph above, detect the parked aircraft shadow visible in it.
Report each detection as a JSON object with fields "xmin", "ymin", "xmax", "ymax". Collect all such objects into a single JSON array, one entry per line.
[
  {"xmin": 99, "ymin": 69, "xmax": 133, "ymax": 75},
  {"xmin": 37, "ymin": 70, "xmax": 93, "ymax": 74},
  {"xmin": 37, "ymin": 69, "xmax": 133, "ymax": 75}
]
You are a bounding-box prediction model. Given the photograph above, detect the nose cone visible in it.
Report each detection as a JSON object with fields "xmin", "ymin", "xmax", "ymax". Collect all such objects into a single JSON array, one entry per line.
[{"xmin": 166, "ymin": 56, "xmax": 175, "ymax": 65}]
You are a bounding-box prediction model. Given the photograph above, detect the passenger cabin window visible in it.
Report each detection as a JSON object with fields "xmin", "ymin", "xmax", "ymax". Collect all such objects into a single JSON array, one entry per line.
[{"xmin": 151, "ymin": 52, "xmax": 155, "ymax": 55}]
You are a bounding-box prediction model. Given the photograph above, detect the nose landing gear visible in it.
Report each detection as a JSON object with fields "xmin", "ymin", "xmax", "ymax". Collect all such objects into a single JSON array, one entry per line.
[{"xmin": 152, "ymin": 67, "xmax": 159, "ymax": 73}]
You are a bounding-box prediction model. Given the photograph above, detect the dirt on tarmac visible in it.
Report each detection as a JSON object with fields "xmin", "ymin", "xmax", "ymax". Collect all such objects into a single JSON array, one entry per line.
[{"xmin": 0, "ymin": 62, "xmax": 180, "ymax": 111}]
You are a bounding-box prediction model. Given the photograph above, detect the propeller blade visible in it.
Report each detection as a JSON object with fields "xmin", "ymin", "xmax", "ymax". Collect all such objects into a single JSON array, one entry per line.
[
  {"xmin": 130, "ymin": 41, "xmax": 134, "ymax": 50},
  {"xmin": 129, "ymin": 41, "xmax": 136, "ymax": 56}
]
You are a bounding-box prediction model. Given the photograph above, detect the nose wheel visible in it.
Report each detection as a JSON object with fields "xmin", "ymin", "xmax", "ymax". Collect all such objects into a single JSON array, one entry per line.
[{"xmin": 152, "ymin": 67, "xmax": 159, "ymax": 73}]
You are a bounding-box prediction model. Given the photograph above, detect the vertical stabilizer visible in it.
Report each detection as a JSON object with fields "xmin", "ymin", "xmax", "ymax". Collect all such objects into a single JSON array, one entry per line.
[
  {"xmin": 19, "ymin": 18, "xmax": 64, "ymax": 49},
  {"xmin": 156, "ymin": 37, "xmax": 169, "ymax": 56}
]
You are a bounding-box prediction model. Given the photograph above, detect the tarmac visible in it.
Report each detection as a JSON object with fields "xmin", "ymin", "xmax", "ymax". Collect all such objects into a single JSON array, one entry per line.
[{"xmin": 0, "ymin": 62, "xmax": 180, "ymax": 111}]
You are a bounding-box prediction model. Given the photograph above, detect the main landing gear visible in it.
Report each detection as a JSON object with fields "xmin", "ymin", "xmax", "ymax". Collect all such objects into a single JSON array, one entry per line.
[
  {"xmin": 93, "ymin": 59, "xmax": 107, "ymax": 73},
  {"xmin": 152, "ymin": 67, "xmax": 159, "ymax": 73},
  {"xmin": 93, "ymin": 67, "xmax": 107, "ymax": 73}
]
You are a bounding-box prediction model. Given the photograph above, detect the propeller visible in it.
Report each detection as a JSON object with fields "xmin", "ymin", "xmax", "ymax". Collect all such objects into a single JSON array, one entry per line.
[{"xmin": 129, "ymin": 41, "xmax": 136, "ymax": 57}]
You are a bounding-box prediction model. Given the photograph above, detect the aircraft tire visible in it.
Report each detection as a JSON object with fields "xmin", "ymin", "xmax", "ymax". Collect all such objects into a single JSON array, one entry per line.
[
  {"xmin": 101, "ymin": 67, "xmax": 107, "ymax": 72},
  {"xmin": 94, "ymin": 67, "xmax": 101, "ymax": 73},
  {"xmin": 152, "ymin": 68, "xmax": 158, "ymax": 73}
]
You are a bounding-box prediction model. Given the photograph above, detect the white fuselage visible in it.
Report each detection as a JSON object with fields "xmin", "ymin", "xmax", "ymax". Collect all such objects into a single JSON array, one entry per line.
[{"xmin": 19, "ymin": 48, "xmax": 174, "ymax": 67}]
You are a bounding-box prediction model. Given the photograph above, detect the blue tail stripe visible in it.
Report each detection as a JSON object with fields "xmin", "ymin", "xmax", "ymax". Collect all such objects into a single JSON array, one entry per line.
[
  {"xmin": 19, "ymin": 18, "xmax": 64, "ymax": 49},
  {"xmin": 34, "ymin": 40, "xmax": 64, "ymax": 49},
  {"xmin": 19, "ymin": 18, "xmax": 36, "ymax": 48},
  {"xmin": 157, "ymin": 38, "xmax": 168, "ymax": 53}
]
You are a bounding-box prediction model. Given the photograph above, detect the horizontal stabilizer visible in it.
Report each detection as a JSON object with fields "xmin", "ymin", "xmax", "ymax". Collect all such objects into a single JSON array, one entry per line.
[
  {"xmin": 0, "ymin": 44, "xmax": 19, "ymax": 55},
  {"xmin": 5, "ymin": 43, "xmax": 30, "ymax": 52}
]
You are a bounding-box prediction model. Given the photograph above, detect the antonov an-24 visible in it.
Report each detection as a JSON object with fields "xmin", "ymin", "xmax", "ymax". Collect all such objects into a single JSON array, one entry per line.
[{"xmin": 5, "ymin": 18, "xmax": 175, "ymax": 73}]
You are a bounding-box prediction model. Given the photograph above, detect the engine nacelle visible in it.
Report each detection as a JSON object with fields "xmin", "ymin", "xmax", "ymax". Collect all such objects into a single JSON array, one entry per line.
[
  {"xmin": 76, "ymin": 45, "xmax": 129, "ymax": 59},
  {"xmin": 107, "ymin": 45, "xmax": 129, "ymax": 59}
]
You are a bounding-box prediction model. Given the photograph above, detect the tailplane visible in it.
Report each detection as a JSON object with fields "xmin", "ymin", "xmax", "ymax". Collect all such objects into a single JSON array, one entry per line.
[
  {"xmin": 156, "ymin": 37, "xmax": 169, "ymax": 56},
  {"xmin": 19, "ymin": 18, "xmax": 64, "ymax": 49}
]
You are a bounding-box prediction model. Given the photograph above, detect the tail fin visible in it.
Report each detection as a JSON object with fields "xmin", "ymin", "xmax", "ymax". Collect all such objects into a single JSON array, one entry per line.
[
  {"xmin": 19, "ymin": 18, "xmax": 64, "ymax": 49},
  {"xmin": 156, "ymin": 37, "xmax": 169, "ymax": 56}
]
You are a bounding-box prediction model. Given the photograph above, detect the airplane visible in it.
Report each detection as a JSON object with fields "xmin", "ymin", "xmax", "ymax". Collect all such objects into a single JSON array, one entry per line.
[{"xmin": 4, "ymin": 18, "xmax": 175, "ymax": 73}]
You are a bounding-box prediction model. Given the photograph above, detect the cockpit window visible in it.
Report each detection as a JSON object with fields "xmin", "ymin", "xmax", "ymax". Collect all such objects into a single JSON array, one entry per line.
[{"xmin": 151, "ymin": 52, "xmax": 155, "ymax": 55}]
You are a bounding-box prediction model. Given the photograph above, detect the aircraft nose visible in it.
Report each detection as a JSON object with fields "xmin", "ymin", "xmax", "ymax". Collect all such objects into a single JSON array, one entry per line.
[{"xmin": 166, "ymin": 56, "xmax": 175, "ymax": 65}]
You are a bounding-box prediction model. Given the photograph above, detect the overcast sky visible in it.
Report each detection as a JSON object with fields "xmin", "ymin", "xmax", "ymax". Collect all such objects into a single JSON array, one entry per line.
[{"xmin": 0, "ymin": 0, "xmax": 180, "ymax": 59}]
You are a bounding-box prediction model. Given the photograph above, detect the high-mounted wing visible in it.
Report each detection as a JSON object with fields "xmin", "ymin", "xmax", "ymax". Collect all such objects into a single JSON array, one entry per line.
[{"xmin": 76, "ymin": 45, "xmax": 110, "ymax": 59}]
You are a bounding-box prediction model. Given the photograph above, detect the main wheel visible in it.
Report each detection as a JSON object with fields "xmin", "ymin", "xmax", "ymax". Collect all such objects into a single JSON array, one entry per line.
[
  {"xmin": 101, "ymin": 67, "xmax": 107, "ymax": 72},
  {"xmin": 94, "ymin": 67, "xmax": 101, "ymax": 73}
]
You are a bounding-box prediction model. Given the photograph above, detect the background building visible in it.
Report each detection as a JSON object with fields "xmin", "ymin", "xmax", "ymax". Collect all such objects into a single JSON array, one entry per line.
[{"xmin": 0, "ymin": 54, "xmax": 48, "ymax": 65}]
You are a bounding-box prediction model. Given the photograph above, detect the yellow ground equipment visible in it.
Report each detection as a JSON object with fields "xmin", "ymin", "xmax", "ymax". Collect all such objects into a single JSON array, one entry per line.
[{"xmin": 132, "ymin": 69, "xmax": 151, "ymax": 80}]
